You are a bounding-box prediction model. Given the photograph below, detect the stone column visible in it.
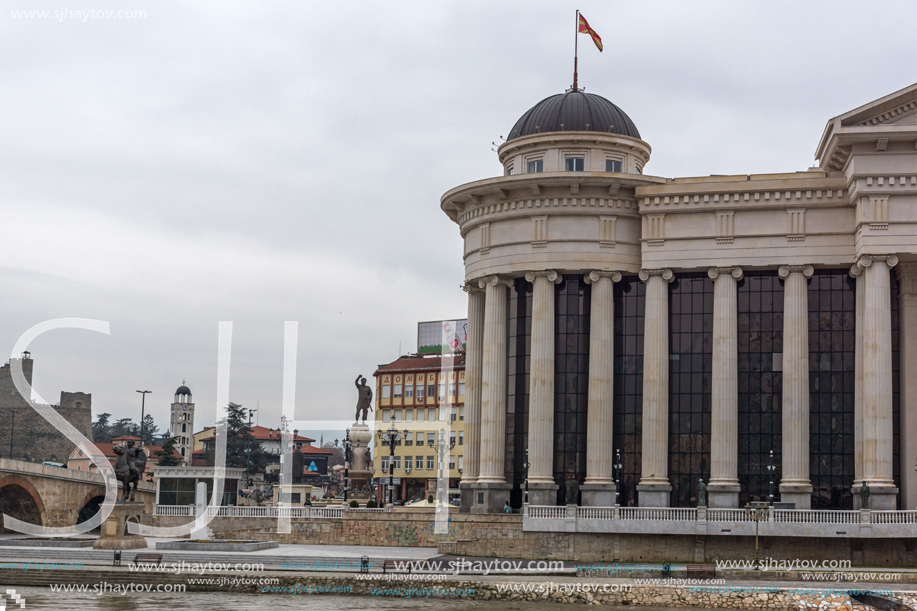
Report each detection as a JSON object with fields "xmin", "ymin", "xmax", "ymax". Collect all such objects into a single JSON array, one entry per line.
[
  {"xmin": 858, "ymin": 255, "xmax": 899, "ymax": 510},
  {"xmin": 898, "ymin": 263, "xmax": 917, "ymax": 510},
  {"xmin": 524, "ymin": 270, "xmax": 562, "ymax": 506},
  {"xmin": 707, "ymin": 267, "xmax": 743, "ymax": 508},
  {"xmin": 637, "ymin": 268, "xmax": 674, "ymax": 507},
  {"xmin": 582, "ymin": 270, "xmax": 622, "ymax": 506},
  {"xmin": 472, "ymin": 274, "xmax": 513, "ymax": 513},
  {"xmin": 849, "ymin": 263, "xmax": 865, "ymax": 497},
  {"xmin": 778, "ymin": 265, "xmax": 814, "ymax": 509},
  {"xmin": 459, "ymin": 281, "xmax": 485, "ymax": 512}
]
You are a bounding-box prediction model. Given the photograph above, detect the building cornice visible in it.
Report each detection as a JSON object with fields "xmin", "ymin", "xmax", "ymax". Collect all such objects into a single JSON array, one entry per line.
[{"xmin": 441, "ymin": 172, "xmax": 665, "ymax": 224}]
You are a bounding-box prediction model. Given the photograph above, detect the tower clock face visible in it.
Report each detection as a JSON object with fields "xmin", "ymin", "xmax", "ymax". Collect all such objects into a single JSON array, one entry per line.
[{"xmin": 183, "ymin": 404, "xmax": 189, "ymax": 411}]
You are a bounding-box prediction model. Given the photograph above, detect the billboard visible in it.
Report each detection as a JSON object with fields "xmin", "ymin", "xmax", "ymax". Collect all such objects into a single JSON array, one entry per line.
[{"xmin": 417, "ymin": 319, "xmax": 467, "ymax": 355}]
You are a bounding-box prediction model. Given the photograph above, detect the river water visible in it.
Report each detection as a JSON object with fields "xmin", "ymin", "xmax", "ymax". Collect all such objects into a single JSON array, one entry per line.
[{"xmin": 9, "ymin": 586, "xmax": 721, "ymax": 610}]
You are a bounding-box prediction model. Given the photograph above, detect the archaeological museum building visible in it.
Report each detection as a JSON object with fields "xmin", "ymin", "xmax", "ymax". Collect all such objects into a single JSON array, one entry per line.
[{"xmin": 441, "ymin": 82, "xmax": 917, "ymax": 513}]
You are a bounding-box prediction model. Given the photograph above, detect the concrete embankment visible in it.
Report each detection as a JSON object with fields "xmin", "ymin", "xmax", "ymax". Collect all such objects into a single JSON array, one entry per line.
[{"xmin": 1, "ymin": 565, "xmax": 915, "ymax": 609}]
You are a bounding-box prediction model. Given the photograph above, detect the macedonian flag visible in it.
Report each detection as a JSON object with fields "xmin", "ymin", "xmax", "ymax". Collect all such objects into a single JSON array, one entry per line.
[{"xmin": 578, "ymin": 13, "xmax": 603, "ymax": 52}]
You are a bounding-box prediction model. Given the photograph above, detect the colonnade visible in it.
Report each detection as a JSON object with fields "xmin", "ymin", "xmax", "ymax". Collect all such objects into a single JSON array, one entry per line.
[{"xmin": 460, "ymin": 258, "xmax": 906, "ymax": 511}]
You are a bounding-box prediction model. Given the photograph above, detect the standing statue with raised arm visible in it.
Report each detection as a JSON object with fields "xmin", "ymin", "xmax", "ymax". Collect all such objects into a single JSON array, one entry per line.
[{"xmin": 355, "ymin": 375, "xmax": 373, "ymax": 422}]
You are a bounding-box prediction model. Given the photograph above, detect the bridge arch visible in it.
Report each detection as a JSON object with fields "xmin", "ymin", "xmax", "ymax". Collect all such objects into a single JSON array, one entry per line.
[
  {"xmin": 75, "ymin": 486, "xmax": 106, "ymax": 529},
  {"xmin": 0, "ymin": 474, "xmax": 45, "ymax": 533}
]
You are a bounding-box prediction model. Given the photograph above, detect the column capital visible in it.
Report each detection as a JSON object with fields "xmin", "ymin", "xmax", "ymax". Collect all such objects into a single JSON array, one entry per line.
[
  {"xmin": 708, "ymin": 266, "xmax": 743, "ymax": 281},
  {"xmin": 584, "ymin": 270, "xmax": 622, "ymax": 284},
  {"xmin": 638, "ymin": 268, "xmax": 674, "ymax": 283},
  {"xmin": 523, "ymin": 270, "xmax": 561, "ymax": 283},
  {"xmin": 463, "ymin": 280, "xmax": 485, "ymax": 294},
  {"xmin": 477, "ymin": 275, "xmax": 513, "ymax": 289},
  {"xmin": 855, "ymin": 254, "xmax": 899, "ymax": 271},
  {"xmin": 778, "ymin": 265, "xmax": 814, "ymax": 279}
]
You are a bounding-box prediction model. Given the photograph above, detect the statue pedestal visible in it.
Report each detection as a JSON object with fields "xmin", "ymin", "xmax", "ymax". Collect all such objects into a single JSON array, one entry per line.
[
  {"xmin": 346, "ymin": 468, "xmax": 372, "ymax": 504},
  {"xmin": 93, "ymin": 503, "xmax": 147, "ymax": 550}
]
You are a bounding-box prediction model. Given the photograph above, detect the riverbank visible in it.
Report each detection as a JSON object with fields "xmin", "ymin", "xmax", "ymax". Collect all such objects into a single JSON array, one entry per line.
[{"xmin": 2, "ymin": 564, "xmax": 916, "ymax": 610}]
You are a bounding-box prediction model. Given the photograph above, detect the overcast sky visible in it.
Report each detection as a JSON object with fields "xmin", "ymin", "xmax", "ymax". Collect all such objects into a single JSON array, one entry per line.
[{"xmin": 1, "ymin": 0, "xmax": 915, "ymax": 441}]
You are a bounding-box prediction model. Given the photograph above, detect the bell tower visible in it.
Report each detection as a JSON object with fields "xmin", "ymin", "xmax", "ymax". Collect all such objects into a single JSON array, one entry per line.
[{"xmin": 170, "ymin": 382, "xmax": 194, "ymax": 465}]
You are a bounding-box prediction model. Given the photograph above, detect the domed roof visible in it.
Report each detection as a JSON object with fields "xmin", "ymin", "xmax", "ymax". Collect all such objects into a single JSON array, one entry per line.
[
  {"xmin": 175, "ymin": 384, "xmax": 192, "ymax": 397},
  {"xmin": 507, "ymin": 90, "xmax": 640, "ymax": 141}
]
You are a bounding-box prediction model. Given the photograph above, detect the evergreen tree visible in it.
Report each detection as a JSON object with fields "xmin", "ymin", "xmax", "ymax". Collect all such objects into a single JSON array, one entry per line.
[
  {"xmin": 92, "ymin": 412, "xmax": 112, "ymax": 443},
  {"xmin": 156, "ymin": 437, "xmax": 181, "ymax": 466},
  {"xmin": 138, "ymin": 414, "xmax": 159, "ymax": 446},
  {"xmin": 111, "ymin": 418, "xmax": 134, "ymax": 437},
  {"xmin": 204, "ymin": 403, "xmax": 269, "ymax": 472}
]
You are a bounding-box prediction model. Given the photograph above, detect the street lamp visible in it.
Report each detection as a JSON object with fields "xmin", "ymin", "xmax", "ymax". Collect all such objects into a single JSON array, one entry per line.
[
  {"xmin": 766, "ymin": 449, "xmax": 777, "ymax": 505},
  {"xmin": 135, "ymin": 390, "xmax": 151, "ymax": 447},
  {"xmin": 377, "ymin": 423, "xmax": 407, "ymax": 507},
  {"xmin": 744, "ymin": 502, "xmax": 769, "ymax": 570},
  {"xmin": 523, "ymin": 448, "xmax": 530, "ymax": 505},
  {"xmin": 428, "ymin": 428, "xmax": 455, "ymax": 506},
  {"xmin": 338, "ymin": 429, "xmax": 353, "ymax": 503},
  {"xmin": 245, "ymin": 408, "xmax": 257, "ymax": 487},
  {"xmin": 613, "ymin": 449, "xmax": 623, "ymax": 506}
]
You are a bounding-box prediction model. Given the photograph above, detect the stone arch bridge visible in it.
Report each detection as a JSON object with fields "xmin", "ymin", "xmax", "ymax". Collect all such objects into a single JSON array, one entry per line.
[{"xmin": 0, "ymin": 458, "xmax": 154, "ymax": 531}]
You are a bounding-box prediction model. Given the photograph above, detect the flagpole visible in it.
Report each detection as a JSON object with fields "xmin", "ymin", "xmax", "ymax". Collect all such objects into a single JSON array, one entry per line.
[{"xmin": 572, "ymin": 9, "xmax": 579, "ymax": 91}]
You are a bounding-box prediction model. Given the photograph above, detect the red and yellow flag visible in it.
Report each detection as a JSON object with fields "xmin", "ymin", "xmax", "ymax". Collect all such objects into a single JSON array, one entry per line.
[{"xmin": 578, "ymin": 13, "xmax": 603, "ymax": 52}]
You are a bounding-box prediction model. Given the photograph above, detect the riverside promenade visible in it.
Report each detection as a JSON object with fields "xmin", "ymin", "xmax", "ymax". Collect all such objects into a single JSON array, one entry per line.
[{"xmin": 2, "ymin": 536, "xmax": 917, "ymax": 609}]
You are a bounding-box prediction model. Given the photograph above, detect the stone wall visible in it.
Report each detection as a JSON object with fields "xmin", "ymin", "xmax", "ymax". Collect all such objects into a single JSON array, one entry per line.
[
  {"xmin": 0, "ymin": 358, "xmax": 92, "ymax": 463},
  {"xmin": 446, "ymin": 521, "xmax": 917, "ymax": 567},
  {"xmin": 150, "ymin": 510, "xmax": 520, "ymax": 548},
  {"xmin": 149, "ymin": 509, "xmax": 917, "ymax": 566}
]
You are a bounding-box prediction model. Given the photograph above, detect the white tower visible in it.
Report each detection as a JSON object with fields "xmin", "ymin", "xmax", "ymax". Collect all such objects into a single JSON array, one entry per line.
[{"xmin": 170, "ymin": 382, "xmax": 194, "ymax": 466}]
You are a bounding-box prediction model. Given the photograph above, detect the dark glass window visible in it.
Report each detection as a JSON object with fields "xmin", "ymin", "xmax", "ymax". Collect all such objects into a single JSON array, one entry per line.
[
  {"xmin": 737, "ymin": 272, "xmax": 783, "ymax": 505},
  {"xmin": 613, "ymin": 277, "xmax": 645, "ymax": 506},
  {"xmin": 526, "ymin": 159, "xmax": 543, "ymax": 173},
  {"xmin": 808, "ymin": 271, "xmax": 855, "ymax": 509},
  {"xmin": 605, "ymin": 159, "xmax": 622, "ymax": 173},
  {"xmin": 564, "ymin": 156, "xmax": 585, "ymax": 172},
  {"xmin": 668, "ymin": 273, "xmax": 713, "ymax": 507},
  {"xmin": 553, "ymin": 275, "xmax": 590, "ymax": 504},
  {"xmin": 505, "ymin": 278, "xmax": 531, "ymax": 508}
]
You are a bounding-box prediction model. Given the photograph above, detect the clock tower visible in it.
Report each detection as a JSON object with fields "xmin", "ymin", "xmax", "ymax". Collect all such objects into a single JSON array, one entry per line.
[{"xmin": 170, "ymin": 382, "xmax": 194, "ymax": 466}]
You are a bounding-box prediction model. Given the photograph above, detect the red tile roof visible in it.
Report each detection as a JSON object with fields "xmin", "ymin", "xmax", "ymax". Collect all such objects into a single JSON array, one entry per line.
[
  {"xmin": 71, "ymin": 442, "xmax": 180, "ymax": 463},
  {"xmin": 195, "ymin": 425, "xmax": 315, "ymax": 444},
  {"xmin": 374, "ymin": 354, "xmax": 466, "ymax": 374}
]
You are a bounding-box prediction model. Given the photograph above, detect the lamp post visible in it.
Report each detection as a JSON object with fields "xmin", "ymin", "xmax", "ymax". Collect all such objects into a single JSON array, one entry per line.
[
  {"xmin": 338, "ymin": 429, "xmax": 353, "ymax": 503},
  {"xmin": 744, "ymin": 502, "xmax": 769, "ymax": 570},
  {"xmin": 428, "ymin": 428, "xmax": 455, "ymax": 506},
  {"xmin": 377, "ymin": 423, "xmax": 406, "ymax": 508},
  {"xmin": 523, "ymin": 448, "xmax": 530, "ymax": 506},
  {"xmin": 613, "ymin": 448, "xmax": 623, "ymax": 506},
  {"xmin": 135, "ymin": 390, "xmax": 151, "ymax": 447},
  {"xmin": 766, "ymin": 449, "xmax": 777, "ymax": 505},
  {"xmin": 245, "ymin": 408, "xmax": 257, "ymax": 487}
]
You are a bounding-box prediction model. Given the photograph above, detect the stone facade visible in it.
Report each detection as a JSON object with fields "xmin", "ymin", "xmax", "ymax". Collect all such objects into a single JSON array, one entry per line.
[
  {"xmin": 443, "ymin": 83, "xmax": 917, "ymax": 511},
  {"xmin": 0, "ymin": 356, "xmax": 92, "ymax": 464}
]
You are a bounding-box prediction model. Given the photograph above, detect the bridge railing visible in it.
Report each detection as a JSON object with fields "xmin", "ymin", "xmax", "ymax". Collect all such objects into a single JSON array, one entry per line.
[
  {"xmin": 153, "ymin": 505, "xmax": 194, "ymax": 517},
  {"xmin": 155, "ymin": 505, "xmax": 345, "ymax": 518}
]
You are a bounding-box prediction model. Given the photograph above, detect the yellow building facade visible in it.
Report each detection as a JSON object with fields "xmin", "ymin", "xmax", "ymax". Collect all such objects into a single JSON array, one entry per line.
[{"xmin": 372, "ymin": 355, "xmax": 465, "ymax": 504}]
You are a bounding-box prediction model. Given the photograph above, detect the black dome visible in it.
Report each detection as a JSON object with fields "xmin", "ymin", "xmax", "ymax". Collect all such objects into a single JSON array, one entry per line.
[
  {"xmin": 507, "ymin": 90, "xmax": 640, "ymax": 141},
  {"xmin": 175, "ymin": 385, "xmax": 191, "ymax": 396}
]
